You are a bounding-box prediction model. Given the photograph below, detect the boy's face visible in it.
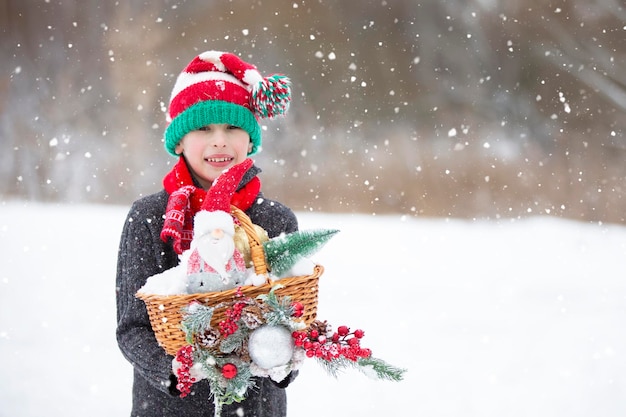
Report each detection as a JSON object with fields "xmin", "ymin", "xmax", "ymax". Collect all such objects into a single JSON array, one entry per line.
[{"xmin": 175, "ymin": 123, "xmax": 253, "ymax": 189}]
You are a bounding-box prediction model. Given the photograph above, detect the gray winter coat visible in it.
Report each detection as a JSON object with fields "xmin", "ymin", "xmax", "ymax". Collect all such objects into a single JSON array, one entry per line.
[{"xmin": 116, "ymin": 166, "xmax": 299, "ymax": 417}]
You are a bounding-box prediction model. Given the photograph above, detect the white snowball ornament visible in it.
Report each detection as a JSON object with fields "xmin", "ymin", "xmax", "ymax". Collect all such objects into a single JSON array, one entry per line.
[{"xmin": 248, "ymin": 325, "xmax": 294, "ymax": 369}]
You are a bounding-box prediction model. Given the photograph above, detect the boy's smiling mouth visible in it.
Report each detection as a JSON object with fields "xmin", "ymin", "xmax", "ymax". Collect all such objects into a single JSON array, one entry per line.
[{"xmin": 206, "ymin": 156, "xmax": 234, "ymax": 163}]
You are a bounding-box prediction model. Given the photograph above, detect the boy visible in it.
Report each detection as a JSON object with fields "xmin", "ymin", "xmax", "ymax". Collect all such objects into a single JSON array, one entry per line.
[{"xmin": 116, "ymin": 50, "xmax": 297, "ymax": 416}]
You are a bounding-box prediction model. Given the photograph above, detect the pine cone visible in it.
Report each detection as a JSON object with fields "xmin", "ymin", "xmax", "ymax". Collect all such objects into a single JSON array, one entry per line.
[
  {"xmin": 241, "ymin": 305, "xmax": 264, "ymax": 329},
  {"xmin": 310, "ymin": 320, "xmax": 330, "ymax": 336},
  {"xmin": 238, "ymin": 343, "xmax": 251, "ymax": 363},
  {"xmin": 195, "ymin": 328, "xmax": 221, "ymax": 349}
]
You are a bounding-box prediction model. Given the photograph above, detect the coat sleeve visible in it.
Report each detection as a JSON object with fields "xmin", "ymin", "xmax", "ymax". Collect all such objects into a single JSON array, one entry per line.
[
  {"xmin": 247, "ymin": 194, "xmax": 299, "ymax": 238},
  {"xmin": 116, "ymin": 201, "xmax": 178, "ymax": 395}
]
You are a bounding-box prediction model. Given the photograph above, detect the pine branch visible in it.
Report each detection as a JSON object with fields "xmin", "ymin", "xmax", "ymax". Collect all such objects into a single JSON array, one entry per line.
[
  {"xmin": 181, "ymin": 303, "xmax": 215, "ymax": 343},
  {"xmin": 263, "ymin": 229, "xmax": 339, "ymax": 276},
  {"xmin": 314, "ymin": 356, "xmax": 406, "ymax": 381},
  {"xmin": 356, "ymin": 357, "xmax": 406, "ymax": 382},
  {"xmin": 219, "ymin": 364, "xmax": 253, "ymax": 405},
  {"xmin": 219, "ymin": 328, "xmax": 248, "ymax": 354},
  {"xmin": 314, "ymin": 356, "xmax": 352, "ymax": 378},
  {"xmin": 257, "ymin": 286, "xmax": 295, "ymax": 326}
]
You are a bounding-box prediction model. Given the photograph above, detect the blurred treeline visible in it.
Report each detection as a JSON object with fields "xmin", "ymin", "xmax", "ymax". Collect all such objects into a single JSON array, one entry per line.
[{"xmin": 2, "ymin": 0, "xmax": 625, "ymax": 223}]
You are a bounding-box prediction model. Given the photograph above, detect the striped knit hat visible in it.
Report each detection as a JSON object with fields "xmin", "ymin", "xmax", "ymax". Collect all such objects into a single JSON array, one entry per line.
[{"xmin": 164, "ymin": 50, "xmax": 291, "ymax": 156}]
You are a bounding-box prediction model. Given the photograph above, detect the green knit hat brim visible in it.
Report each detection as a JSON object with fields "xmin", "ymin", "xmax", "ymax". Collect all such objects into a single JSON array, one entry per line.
[{"xmin": 164, "ymin": 100, "xmax": 262, "ymax": 156}]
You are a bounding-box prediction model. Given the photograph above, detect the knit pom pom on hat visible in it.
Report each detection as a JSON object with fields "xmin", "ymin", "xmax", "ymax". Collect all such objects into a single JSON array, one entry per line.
[{"xmin": 164, "ymin": 50, "xmax": 291, "ymax": 157}]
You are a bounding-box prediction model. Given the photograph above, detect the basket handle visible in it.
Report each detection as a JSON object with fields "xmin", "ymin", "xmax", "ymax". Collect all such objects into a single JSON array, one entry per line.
[{"xmin": 230, "ymin": 205, "xmax": 268, "ymax": 277}]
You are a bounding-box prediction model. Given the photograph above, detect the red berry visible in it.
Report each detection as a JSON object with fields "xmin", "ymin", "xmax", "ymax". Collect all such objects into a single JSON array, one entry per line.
[
  {"xmin": 354, "ymin": 329, "xmax": 365, "ymax": 339},
  {"xmin": 337, "ymin": 326, "xmax": 350, "ymax": 336},
  {"xmin": 292, "ymin": 302, "xmax": 304, "ymax": 317},
  {"xmin": 222, "ymin": 363, "xmax": 238, "ymax": 379}
]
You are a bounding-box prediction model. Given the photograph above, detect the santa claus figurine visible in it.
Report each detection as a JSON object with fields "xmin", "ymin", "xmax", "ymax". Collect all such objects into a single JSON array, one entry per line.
[{"xmin": 182, "ymin": 160, "xmax": 252, "ymax": 293}]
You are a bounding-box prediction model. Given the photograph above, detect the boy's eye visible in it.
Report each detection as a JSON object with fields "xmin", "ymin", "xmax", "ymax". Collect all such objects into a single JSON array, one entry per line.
[{"xmin": 197, "ymin": 125, "xmax": 240, "ymax": 131}]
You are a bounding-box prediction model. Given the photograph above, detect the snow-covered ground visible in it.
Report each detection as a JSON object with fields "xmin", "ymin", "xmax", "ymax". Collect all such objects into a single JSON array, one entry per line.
[{"xmin": 1, "ymin": 201, "xmax": 625, "ymax": 416}]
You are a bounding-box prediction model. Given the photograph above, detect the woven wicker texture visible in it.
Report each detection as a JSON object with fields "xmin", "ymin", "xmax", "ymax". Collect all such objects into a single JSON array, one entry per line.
[{"xmin": 136, "ymin": 206, "xmax": 322, "ymax": 356}]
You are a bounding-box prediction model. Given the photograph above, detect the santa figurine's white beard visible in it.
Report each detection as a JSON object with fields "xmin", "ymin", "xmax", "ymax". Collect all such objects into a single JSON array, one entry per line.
[{"xmin": 195, "ymin": 233, "xmax": 235, "ymax": 281}]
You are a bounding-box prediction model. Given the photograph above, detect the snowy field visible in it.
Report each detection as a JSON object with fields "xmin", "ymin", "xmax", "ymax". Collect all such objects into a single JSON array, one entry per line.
[{"xmin": 1, "ymin": 200, "xmax": 626, "ymax": 417}]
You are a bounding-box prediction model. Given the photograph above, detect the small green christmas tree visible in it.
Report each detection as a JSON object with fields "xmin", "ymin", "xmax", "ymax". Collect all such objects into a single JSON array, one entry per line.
[{"xmin": 263, "ymin": 229, "xmax": 339, "ymax": 276}]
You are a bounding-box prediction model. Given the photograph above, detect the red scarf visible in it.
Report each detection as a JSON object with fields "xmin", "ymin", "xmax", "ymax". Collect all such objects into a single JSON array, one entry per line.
[{"xmin": 160, "ymin": 157, "xmax": 261, "ymax": 254}]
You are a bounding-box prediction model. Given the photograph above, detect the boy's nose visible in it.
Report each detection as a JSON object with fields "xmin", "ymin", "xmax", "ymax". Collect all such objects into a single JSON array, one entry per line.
[{"xmin": 211, "ymin": 130, "xmax": 227, "ymax": 147}]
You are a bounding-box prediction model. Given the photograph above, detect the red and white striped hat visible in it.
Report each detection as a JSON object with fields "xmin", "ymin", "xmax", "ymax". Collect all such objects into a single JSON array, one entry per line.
[{"xmin": 164, "ymin": 50, "xmax": 291, "ymax": 156}]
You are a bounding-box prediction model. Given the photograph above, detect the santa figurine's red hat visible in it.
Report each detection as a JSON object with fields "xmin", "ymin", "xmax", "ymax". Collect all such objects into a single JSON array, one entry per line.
[{"xmin": 193, "ymin": 158, "xmax": 254, "ymax": 238}]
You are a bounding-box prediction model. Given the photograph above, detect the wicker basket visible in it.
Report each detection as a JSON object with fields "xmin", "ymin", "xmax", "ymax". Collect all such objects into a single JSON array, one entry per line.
[{"xmin": 136, "ymin": 206, "xmax": 322, "ymax": 356}]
